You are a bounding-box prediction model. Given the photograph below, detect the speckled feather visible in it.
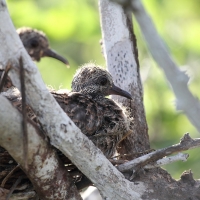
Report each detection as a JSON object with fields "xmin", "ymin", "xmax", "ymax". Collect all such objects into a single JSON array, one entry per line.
[
  {"xmin": 53, "ymin": 63, "xmax": 132, "ymax": 158},
  {"xmin": 4, "ymin": 63, "xmax": 132, "ymax": 158},
  {"xmin": 52, "ymin": 91, "xmax": 131, "ymax": 158},
  {"xmin": 54, "ymin": 92, "xmax": 102, "ymax": 136}
]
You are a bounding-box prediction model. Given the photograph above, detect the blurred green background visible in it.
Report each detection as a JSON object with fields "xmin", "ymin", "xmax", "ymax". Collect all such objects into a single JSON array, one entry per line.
[{"xmin": 7, "ymin": 0, "xmax": 200, "ymax": 179}]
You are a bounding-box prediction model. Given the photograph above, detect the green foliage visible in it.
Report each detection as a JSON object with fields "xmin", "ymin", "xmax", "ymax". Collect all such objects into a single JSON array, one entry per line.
[
  {"xmin": 140, "ymin": 0, "xmax": 200, "ymax": 179},
  {"xmin": 7, "ymin": 0, "xmax": 200, "ymax": 179},
  {"xmin": 8, "ymin": 0, "xmax": 103, "ymax": 90}
]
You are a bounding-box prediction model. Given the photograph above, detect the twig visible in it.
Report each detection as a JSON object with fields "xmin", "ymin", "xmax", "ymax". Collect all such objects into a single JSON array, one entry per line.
[
  {"xmin": 19, "ymin": 56, "xmax": 28, "ymax": 169},
  {"xmin": 6, "ymin": 191, "xmax": 36, "ymax": 199},
  {"xmin": 117, "ymin": 133, "xmax": 200, "ymax": 172},
  {"xmin": 0, "ymin": 62, "xmax": 11, "ymax": 92},
  {"xmin": 1, "ymin": 164, "xmax": 20, "ymax": 188},
  {"xmin": 6, "ymin": 176, "xmax": 22, "ymax": 200},
  {"xmin": 144, "ymin": 153, "xmax": 189, "ymax": 169},
  {"xmin": 129, "ymin": 153, "xmax": 189, "ymax": 180}
]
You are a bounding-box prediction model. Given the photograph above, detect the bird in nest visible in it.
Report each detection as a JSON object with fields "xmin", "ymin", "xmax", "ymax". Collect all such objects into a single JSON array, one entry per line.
[
  {"xmin": 0, "ymin": 27, "xmax": 69, "ymax": 92},
  {"xmin": 0, "ymin": 27, "xmax": 132, "ymax": 158},
  {"xmin": 5, "ymin": 62, "xmax": 132, "ymax": 158},
  {"xmin": 52, "ymin": 63, "xmax": 132, "ymax": 158}
]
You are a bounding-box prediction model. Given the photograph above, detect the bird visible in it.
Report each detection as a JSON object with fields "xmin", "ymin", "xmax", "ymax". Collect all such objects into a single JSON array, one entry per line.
[
  {"xmin": 52, "ymin": 63, "xmax": 132, "ymax": 158},
  {"xmin": 2, "ymin": 63, "xmax": 132, "ymax": 193},
  {"xmin": 4, "ymin": 63, "xmax": 132, "ymax": 158},
  {"xmin": 17, "ymin": 27, "xmax": 69, "ymax": 64},
  {"xmin": 0, "ymin": 27, "xmax": 69, "ymax": 92}
]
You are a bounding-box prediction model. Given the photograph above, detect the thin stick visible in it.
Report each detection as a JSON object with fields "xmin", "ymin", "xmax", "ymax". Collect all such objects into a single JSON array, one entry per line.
[
  {"xmin": 1, "ymin": 164, "xmax": 20, "ymax": 188},
  {"xmin": 117, "ymin": 133, "xmax": 200, "ymax": 172},
  {"xmin": 19, "ymin": 56, "xmax": 28, "ymax": 169},
  {"xmin": 6, "ymin": 176, "xmax": 22, "ymax": 200},
  {"xmin": 0, "ymin": 62, "xmax": 11, "ymax": 92},
  {"xmin": 144, "ymin": 153, "xmax": 189, "ymax": 169}
]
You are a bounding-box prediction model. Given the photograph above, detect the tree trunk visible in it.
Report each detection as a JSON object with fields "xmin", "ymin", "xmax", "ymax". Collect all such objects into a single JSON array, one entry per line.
[{"xmin": 99, "ymin": 0, "xmax": 149, "ymax": 157}]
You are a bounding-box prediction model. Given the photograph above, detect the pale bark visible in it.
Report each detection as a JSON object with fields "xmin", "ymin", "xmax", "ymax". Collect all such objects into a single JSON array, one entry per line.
[
  {"xmin": 111, "ymin": 0, "xmax": 200, "ymax": 133},
  {"xmin": 117, "ymin": 133, "xmax": 200, "ymax": 172},
  {"xmin": 1, "ymin": 0, "xmax": 200, "ymax": 199},
  {"xmin": 144, "ymin": 153, "xmax": 189, "ymax": 169},
  {"xmin": 0, "ymin": 0, "xmax": 145, "ymax": 199},
  {"xmin": 99, "ymin": 0, "xmax": 149, "ymax": 156},
  {"xmin": 0, "ymin": 95, "xmax": 81, "ymax": 200}
]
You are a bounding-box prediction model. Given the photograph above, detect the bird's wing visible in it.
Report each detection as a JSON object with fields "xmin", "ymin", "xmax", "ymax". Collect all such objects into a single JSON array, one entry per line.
[{"xmin": 52, "ymin": 92, "xmax": 103, "ymax": 136}]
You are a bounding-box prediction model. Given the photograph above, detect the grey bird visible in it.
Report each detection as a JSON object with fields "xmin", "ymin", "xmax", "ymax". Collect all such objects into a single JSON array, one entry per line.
[
  {"xmin": 0, "ymin": 27, "xmax": 69, "ymax": 92},
  {"xmin": 6, "ymin": 63, "xmax": 132, "ymax": 158},
  {"xmin": 53, "ymin": 63, "xmax": 132, "ymax": 158},
  {"xmin": 17, "ymin": 27, "xmax": 69, "ymax": 64},
  {"xmin": 2, "ymin": 63, "xmax": 132, "ymax": 192}
]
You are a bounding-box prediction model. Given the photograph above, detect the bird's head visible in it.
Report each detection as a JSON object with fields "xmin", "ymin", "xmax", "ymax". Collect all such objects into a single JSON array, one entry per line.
[
  {"xmin": 17, "ymin": 27, "xmax": 69, "ymax": 65},
  {"xmin": 71, "ymin": 63, "xmax": 132, "ymax": 100}
]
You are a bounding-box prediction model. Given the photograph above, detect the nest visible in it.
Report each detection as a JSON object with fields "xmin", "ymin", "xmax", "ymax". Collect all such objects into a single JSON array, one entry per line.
[
  {"xmin": 0, "ymin": 90, "xmax": 92, "ymax": 199},
  {"xmin": 0, "ymin": 88, "xmax": 133, "ymax": 199}
]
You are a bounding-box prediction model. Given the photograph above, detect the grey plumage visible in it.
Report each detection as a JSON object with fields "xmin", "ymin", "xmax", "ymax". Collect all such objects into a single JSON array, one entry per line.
[
  {"xmin": 0, "ymin": 27, "xmax": 69, "ymax": 92},
  {"xmin": 53, "ymin": 63, "xmax": 132, "ymax": 158},
  {"xmin": 5, "ymin": 63, "xmax": 132, "ymax": 158},
  {"xmin": 71, "ymin": 63, "xmax": 132, "ymax": 100},
  {"xmin": 17, "ymin": 27, "xmax": 69, "ymax": 64}
]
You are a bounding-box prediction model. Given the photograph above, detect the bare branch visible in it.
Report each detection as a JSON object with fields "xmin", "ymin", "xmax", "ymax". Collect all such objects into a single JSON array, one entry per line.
[
  {"xmin": 117, "ymin": 133, "xmax": 200, "ymax": 172},
  {"xmin": 111, "ymin": 0, "xmax": 200, "ymax": 133},
  {"xmin": 99, "ymin": 0, "xmax": 149, "ymax": 156},
  {"xmin": 19, "ymin": 56, "xmax": 28, "ymax": 169},
  {"xmin": 0, "ymin": 1, "xmax": 145, "ymax": 199},
  {"xmin": 0, "ymin": 96, "xmax": 82, "ymax": 200},
  {"xmin": 144, "ymin": 153, "xmax": 189, "ymax": 169}
]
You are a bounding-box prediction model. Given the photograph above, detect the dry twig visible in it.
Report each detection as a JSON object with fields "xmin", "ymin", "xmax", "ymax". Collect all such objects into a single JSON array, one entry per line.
[
  {"xmin": 117, "ymin": 133, "xmax": 200, "ymax": 172},
  {"xmin": 1, "ymin": 164, "xmax": 20, "ymax": 188},
  {"xmin": 6, "ymin": 176, "xmax": 22, "ymax": 200},
  {"xmin": 0, "ymin": 62, "xmax": 11, "ymax": 92},
  {"xmin": 19, "ymin": 57, "xmax": 28, "ymax": 170}
]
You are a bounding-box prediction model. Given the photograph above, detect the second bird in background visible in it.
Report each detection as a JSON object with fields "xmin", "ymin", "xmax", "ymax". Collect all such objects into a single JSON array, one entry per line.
[
  {"xmin": 17, "ymin": 27, "xmax": 69, "ymax": 65},
  {"xmin": 53, "ymin": 63, "xmax": 132, "ymax": 158},
  {"xmin": 0, "ymin": 27, "xmax": 69, "ymax": 92}
]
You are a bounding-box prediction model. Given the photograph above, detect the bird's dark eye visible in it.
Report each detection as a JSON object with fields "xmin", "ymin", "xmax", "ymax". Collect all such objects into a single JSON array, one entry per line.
[
  {"xmin": 30, "ymin": 39, "xmax": 39, "ymax": 48},
  {"xmin": 100, "ymin": 77, "xmax": 108, "ymax": 86}
]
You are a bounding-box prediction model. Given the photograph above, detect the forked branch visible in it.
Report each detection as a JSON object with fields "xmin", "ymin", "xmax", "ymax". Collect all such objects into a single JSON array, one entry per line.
[
  {"xmin": 111, "ymin": 0, "xmax": 200, "ymax": 133},
  {"xmin": 117, "ymin": 133, "xmax": 200, "ymax": 173}
]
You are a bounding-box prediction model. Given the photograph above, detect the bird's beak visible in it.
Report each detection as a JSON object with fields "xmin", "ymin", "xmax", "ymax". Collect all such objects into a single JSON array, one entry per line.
[
  {"xmin": 43, "ymin": 48, "xmax": 69, "ymax": 66},
  {"xmin": 109, "ymin": 84, "xmax": 132, "ymax": 100}
]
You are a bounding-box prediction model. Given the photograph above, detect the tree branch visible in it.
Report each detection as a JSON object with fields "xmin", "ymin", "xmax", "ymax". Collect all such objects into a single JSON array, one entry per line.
[
  {"xmin": 99, "ymin": 0, "xmax": 149, "ymax": 157},
  {"xmin": 117, "ymin": 133, "xmax": 200, "ymax": 172},
  {"xmin": 144, "ymin": 153, "xmax": 189, "ymax": 169},
  {"xmin": 0, "ymin": 96, "xmax": 81, "ymax": 200},
  {"xmin": 111, "ymin": 0, "xmax": 200, "ymax": 133},
  {"xmin": 0, "ymin": 1, "xmax": 145, "ymax": 199}
]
